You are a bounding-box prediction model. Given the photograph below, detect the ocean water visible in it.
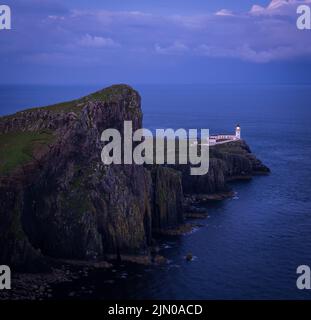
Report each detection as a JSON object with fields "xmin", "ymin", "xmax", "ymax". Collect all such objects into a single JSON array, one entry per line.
[{"xmin": 1, "ymin": 84, "xmax": 311, "ymax": 299}]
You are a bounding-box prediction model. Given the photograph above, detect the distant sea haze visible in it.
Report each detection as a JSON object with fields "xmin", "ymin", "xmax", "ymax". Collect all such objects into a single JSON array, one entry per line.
[{"xmin": 1, "ymin": 84, "xmax": 311, "ymax": 299}]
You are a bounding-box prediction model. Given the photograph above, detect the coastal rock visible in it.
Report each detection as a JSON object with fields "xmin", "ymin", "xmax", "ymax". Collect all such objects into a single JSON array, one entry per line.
[
  {"xmin": 0, "ymin": 84, "xmax": 269, "ymax": 272},
  {"xmin": 150, "ymin": 166, "xmax": 184, "ymax": 231},
  {"xmin": 0, "ymin": 85, "xmax": 184, "ymax": 271},
  {"xmin": 176, "ymin": 140, "xmax": 270, "ymax": 197}
]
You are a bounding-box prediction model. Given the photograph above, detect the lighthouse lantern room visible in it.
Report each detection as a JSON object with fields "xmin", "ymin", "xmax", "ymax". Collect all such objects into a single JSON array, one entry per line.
[{"xmin": 235, "ymin": 124, "xmax": 241, "ymax": 140}]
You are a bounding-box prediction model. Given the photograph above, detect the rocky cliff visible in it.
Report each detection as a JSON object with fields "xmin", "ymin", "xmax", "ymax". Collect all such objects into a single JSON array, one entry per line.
[
  {"xmin": 178, "ymin": 140, "xmax": 270, "ymax": 196},
  {"xmin": 0, "ymin": 85, "xmax": 269, "ymax": 272}
]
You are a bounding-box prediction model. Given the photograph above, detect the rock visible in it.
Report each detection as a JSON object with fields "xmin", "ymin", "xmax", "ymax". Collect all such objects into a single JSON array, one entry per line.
[
  {"xmin": 150, "ymin": 246, "xmax": 161, "ymax": 254},
  {"xmin": 156, "ymin": 223, "xmax": 198, "ymax": 236},
  {"xmin": 107, "ymin": 254, "xmax": 151, "ymax": 265},
  {"xmin": 153, "ymin": 255, "xmax": 167, "ymax": 265},
  {"xmin": 172, "ymin": 140, "xmax": 270, "ymax": 196},
  {"xmin": 0, "ymin": 84, "xmax": 269, "ymax": 273},
  {"xmin": 185, "ymin": 212, "xmax": 208, "ymax": 219},
  {"xmin": 0, "ymin": 85, "xmax": 184, "ymax": 271},
  {"xmin": 186, "ymin": 253, "xmax": 193, "ymax": 261},
  {"xmin": 150, "ymin": 166, "xmax": 184, "ymax": 231}
]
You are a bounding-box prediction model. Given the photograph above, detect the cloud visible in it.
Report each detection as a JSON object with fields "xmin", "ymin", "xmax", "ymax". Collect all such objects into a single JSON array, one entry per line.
[
  {"xmin": 48, "ymin": 15, "xmax": 65, "ymax": 21},
  {"xmin": 3, "ymin": 0, "xmax": 311, "ymax": 67},
  {"xmin": 78, "ymin": 34, "xmax": 120, "ymax": 48},
  {"xmin": 197, "ymin": 43, "xmax": 311, "ymax": 63},
  {"xmin": 250, "ymin": 0, "xmax": 311, "ymax": 16},
  {"xmin": 215, "ymin": 9, "xmax": 234, "ymax": 17},
  {"xmin": 155, "ymin": 41, "xmax": 189, "ymax": 55}
]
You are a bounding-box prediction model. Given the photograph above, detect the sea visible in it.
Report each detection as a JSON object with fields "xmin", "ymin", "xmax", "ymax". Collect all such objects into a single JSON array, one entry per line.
[{"xmin": 1, "ymin": 84, "xmax": 311, "ymax": 299}]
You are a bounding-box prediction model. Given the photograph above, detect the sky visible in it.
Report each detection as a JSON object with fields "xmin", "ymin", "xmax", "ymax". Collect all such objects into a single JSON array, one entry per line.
[{"xmin": 1, "ymin": 0, "xmax": 311, "ymax": 85}]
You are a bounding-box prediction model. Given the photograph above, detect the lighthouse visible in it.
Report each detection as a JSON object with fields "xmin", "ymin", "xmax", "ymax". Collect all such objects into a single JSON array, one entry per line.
[{"xmin": 235, "ymin": 124, "xmax": 241, "ymax": 140}]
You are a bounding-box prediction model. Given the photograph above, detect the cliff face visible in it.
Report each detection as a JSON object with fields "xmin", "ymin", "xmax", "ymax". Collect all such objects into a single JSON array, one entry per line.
[
  {"xmin": 151, "ymin": 166, "xmax": 184, "ymax": 231},
  {"xmin": 0, "ymin": 85, "xmax": 184, "ymax": 271},
  {"xmin": 0, "ymin": 84, "xmax": 269, "ymax": 272},
  {"xmin": 179, "ymin": 140, "xmax": 270, "ymax": 195}
]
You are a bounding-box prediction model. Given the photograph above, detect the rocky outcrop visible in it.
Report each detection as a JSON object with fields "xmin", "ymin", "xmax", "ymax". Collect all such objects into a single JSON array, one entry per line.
[
  {"xmin": 0, "ymin": 84, "xmax": 269, "ymax": 272},
  {"xmin": 175, "ymin": 140, "xmax": 270, "ymax": 196},
  {"xmin": 0, "ymin": 185, "xmax": 46, "ymax": 272},
  {"xmin": 150, "ymin": 166, "xmax": 184, "ymax": 232},
  {"xmin": 0, "ymin": 85, "xmax": 184, "ymax": 271}
]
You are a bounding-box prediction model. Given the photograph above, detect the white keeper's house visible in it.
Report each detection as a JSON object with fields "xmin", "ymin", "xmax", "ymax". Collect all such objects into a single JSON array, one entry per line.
[{"xmin": 203, "ymin": 124, "xmax": 241, "ymax": 146}]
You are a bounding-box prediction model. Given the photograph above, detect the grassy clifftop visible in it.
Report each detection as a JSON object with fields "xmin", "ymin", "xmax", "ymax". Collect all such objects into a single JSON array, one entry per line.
[
  {"xmin": 11, "ymin": 84, "xmax": 137, "ymax": 115},
  {"xmin": 0, "ymin": 131, "xmax": 54, "ymax": 175},
  {"xmin": 0, "ymin": 84, "xmax": 138, "ymax": 176}
]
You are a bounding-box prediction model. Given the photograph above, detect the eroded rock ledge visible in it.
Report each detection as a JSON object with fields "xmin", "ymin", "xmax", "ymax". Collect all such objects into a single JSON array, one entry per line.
[{"xmin": 0, "ymin": 84, "xmax": 269, "ymax": 272}]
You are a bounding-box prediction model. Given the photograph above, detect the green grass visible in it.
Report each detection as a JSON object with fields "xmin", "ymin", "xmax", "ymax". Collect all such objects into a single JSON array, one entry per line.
[
  {"xmin": 37, "ymin": 99, "xmax": 85, "ymax": 114},
  {"xmin": 0, "ymin": 131, "xmax": 54, "ymax": 175},
  {"xmin": 12, "ymin": 96, "xmax": 88, "ymax": 115},
  {"xmin": 88, "ymin": 84, "xmax": 132, "ymax": 102},
  {"xmin": 0, "ymin": 85, "xmax": 137, "ymax": 175}
]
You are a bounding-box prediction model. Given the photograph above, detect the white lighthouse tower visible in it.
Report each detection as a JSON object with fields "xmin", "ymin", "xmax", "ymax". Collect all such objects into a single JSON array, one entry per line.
[{"xmin": 235, "ymin": 124, "xmax": 241, "ymax": 140}]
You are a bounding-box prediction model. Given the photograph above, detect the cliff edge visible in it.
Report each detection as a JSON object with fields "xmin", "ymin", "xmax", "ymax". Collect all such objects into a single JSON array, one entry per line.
[{"xmin": 0, "ymin": 85, "xmax": 269, "ymax": 271}]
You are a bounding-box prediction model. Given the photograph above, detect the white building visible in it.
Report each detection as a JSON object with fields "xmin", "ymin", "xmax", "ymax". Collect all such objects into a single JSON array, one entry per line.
[
  {"xmin": 191, "ymin": 125, "xmax": 241, "ymax": 146},
  {"xmin": 202, "ymin": 124, "xmax": 241, "ymax": 146},
  {"xmin": 235, "ymin": 124, "xmax": 241, "ymax": 139}
]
